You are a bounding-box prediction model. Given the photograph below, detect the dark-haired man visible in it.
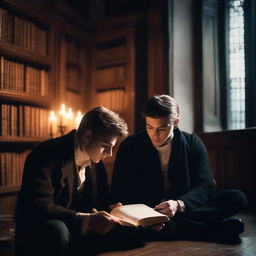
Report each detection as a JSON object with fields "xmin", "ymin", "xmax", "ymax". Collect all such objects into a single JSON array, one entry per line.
[
  {"xmin": 111, "ymin": 95, "xmax": 247, "ymax": 243},
  {"xmin": 15, "ymin": 106, "xmax": 128, "ymax": 256}
]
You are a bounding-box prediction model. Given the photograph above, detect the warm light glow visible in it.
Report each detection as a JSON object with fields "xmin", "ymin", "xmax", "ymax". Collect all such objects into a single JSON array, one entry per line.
[
  {"xmin": 49, "ymin": 105, "xmax": 83, "ymax": 137},
  {"xmin": 66, "ymin": 108, "xmax": 74, "ymax": 118},
  {"xmin": 58, "ymin": 104, "xmax": 66, "ymax": 126},
  {"xmin": 49, "ymin": 111, "xmax": 57, "ymax": 121},
  {"xmin": 66, "ymin": 108, "xmax": 74, "ymax": 130},
  {"xmin": 49, "ymin": 111, "xmax": 57, "ymax": 136},
  {"xmin": 75, "ymin": 111, "xmax": 82, "ymax": 129},
  {"xmin": 59, "ymin": 104, "xmax": 66, "ymax": 115}
]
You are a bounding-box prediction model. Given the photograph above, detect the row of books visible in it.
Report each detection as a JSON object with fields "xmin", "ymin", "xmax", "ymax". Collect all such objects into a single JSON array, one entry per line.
[
  {"xmin": 0, "ymin": 151, "xmax": 30, "ymax": 186},
  {"xmin": 0, "ymin": 56, "xmax": 49, "ymax": 95},
  {"xmin": 97, "ymin": 89, "xmax": 125, "ymax": 112},
  {"xmin": 0, "ymin": 8, "xmax": 48, "ymax": 55},
  {"xmin": 0, "ymin": 104, "xmax": 50, "ymax": 138},
  {"xmin": 66, "ymin": 40, "xmax": 81, "ymax": 64},
  {"xmin": 66, "ymin": 67, "xmax": 80, "ymax": 92}
]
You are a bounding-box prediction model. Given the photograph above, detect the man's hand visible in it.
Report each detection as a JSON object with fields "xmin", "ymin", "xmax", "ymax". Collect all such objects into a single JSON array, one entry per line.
[
  {"xmin": 109, "ymin": 202, "xmax": 123, "ymax": 210},
  {"xmin": 150, "ymin": 223, "xmax": 165, "ymax": 231},
  {"xmin": 88, "ymin": 211, "xmax": 120, "ymax": 234},
  {"xmin": 154, "ymin": 200, "xmax": 179, "ymax": 218}
]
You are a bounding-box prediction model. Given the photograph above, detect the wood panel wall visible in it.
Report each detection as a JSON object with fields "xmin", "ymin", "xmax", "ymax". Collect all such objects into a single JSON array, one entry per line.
[{"xmin": 198, "ymin": 129, "xmax": 256, "ymax": 210}]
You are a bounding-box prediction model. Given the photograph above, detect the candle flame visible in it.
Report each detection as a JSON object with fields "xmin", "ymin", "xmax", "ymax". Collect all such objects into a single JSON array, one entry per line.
[{"xmin": 49, "ymin": 111, "xmax": 57, "ymax": 121}]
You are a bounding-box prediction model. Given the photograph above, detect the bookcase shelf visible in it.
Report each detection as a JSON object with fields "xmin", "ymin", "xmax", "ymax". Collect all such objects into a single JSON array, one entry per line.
[
  {"xmin": 0, "ymin": 185, "xmax": 20, "ymax": 194},
  {"xmin": 0, "ymin": 136, "xmax": 48, "ymax": 143},
  {"xmin": 1, "ymin": 0, "xmax": 51, "ymax": 26},
  {"xmin": 0, "ymin": 90, "xmax": 51, "ymax": 108},
  {"xmin": 0, "ymin": 43, "xmax": 50, "ymax": 67},
  {"xmin": 94, "ymin": 59, "xmax": 126, "ymax": 69},
  {"xmin": 0, "ymin": 1, "xmax": 53, "ymax": 209}
]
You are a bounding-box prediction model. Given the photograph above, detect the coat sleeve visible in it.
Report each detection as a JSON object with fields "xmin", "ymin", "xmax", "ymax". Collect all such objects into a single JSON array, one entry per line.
[
  {"xmin": 177, "ymin": 134, "xmax": 216, "ymax": 210},
  {"xmin": 110, "ymin": 139, "xmax": 136, "ymax": 204},
  {"xmin": 16, "ymin": 152, "xmax": 79, "ymax": 229}
]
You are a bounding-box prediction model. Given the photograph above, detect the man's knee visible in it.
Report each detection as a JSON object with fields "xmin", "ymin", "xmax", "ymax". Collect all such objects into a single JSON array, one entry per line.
[
  {"xmin": 42, "ymin": 220, "xmax": 71, "ymax": 245},
  {"xmin": 40, "ymin": 220, "xmax": 71, "ymax": 255},
  {"xmin": 232, "ymin": 189, "xmax": 247, "ymax": 209},
  {"xmin": 222, "ymin": 189, "xmax": 247, "ymax": 209}
]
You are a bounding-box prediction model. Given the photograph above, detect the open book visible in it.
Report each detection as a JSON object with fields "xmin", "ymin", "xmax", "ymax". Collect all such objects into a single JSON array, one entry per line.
[{"xmin": 110, "ymin": 204, "xmax": 170, "ymax": 228}]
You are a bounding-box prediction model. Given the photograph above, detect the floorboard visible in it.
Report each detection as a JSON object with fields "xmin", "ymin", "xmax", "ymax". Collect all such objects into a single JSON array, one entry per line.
[
  {"xmin": 0, "ymin": 212, "xmax": 255, "ymax": 256},
  {"xmin": 98, "ymin": 212, "xmax": 256, "ymax": 256}
]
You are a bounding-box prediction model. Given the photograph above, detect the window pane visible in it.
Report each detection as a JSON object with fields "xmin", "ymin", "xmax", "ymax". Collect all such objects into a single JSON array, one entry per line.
[{"xmin": 228, "ymin": 0, "xmax": 245, "ymax": 129}]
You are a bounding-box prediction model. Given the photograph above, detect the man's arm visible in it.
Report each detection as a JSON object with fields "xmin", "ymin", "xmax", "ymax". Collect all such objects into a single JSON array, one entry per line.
[
  {"xmin": 177, "ymin": 134, "xmax": 215, "ymax": 210},
  {"xmin": 110, "ymin": 138, "xmax": 140, "ymax": 205}
]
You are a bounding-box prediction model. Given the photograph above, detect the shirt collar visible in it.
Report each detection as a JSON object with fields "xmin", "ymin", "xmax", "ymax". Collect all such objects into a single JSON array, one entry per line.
[
  {"xmin": 74, "ymin": 136, "xmax": 91, "ymax": 169},
  {"xmin": 156, "ymin": 132, "xmax": 174, "ymax": 149}
]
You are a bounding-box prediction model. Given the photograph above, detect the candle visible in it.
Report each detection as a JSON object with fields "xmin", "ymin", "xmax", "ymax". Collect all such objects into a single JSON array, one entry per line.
[
  {"xmin": 59, "ymin": 104, "xmax": 66, "ymax": 127},
  {"xmin": 75, "ymin": 111, "xmax": 82, "ymax": 129},
  {"xmin": 49, "ymin": 111, "xmax": 57, "ymax": 137},
  {"xmin": 66, "ymin": 108, "xmax": 74, "ymax": 130}
]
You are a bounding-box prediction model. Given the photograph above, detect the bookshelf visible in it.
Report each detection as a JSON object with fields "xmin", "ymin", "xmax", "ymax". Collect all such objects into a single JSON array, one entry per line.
[
  {"xmin": 90, "ymin": 14, "xmax": 148, "ymax": 184},
  {"xmin": 0, "ymin": 1, "xmax": 52, "ymax": 214},
  {"xmin": 56, "ymin": 18, "xmax": 89, "ymax": 113}
]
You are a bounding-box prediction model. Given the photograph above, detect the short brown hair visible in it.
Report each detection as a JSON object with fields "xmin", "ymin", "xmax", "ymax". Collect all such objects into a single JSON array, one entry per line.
[
  {"xmin": 76, "ymin": 106, "xmax": 128, "ymax": 140},
  {"xmin": 141, "ymin": 95, "xmax": 179, "ymax": 123}
]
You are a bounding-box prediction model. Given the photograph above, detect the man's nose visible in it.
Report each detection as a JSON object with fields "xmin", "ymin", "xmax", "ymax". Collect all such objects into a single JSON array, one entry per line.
[{"xmin": 153, "ymin": 129, "xmax": 159, "ymax": 138}]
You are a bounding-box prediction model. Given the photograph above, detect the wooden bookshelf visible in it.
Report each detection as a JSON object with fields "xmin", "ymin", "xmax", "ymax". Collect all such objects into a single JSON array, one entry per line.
[
  {"xmin": 0, "ymin": 0, "xmax": 52, "ymax": 213},
  {"xmin": 0, "ymin": 185, "xmax": 20, "ymax": 194},
  {"xmin": 57, "ymin": 19, "xmax": 89, "ymax": 112},
  {"xmin": 0, "ymin": 136, "xmax": 48, "ymax": 143},
  {"xmin": 0, "ymin": 43, "xmax": 50, "ymax": 67},
  {"xmin": 0, "ymin": 0, "xmax": 91, "ymax": 216},
  {"xmin": 0, "ymin": 90, "xmax": 51, "ymax": 108}
]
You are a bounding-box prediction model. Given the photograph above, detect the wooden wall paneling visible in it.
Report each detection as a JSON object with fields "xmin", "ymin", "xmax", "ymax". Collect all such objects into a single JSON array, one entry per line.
[
  {"xmin": 206, "ymin": 147, "xmax": 219, "ymax": 180},
  {"xmin": 147, "ymin": 8, "xmax": 169, "ymax": 97},
  {"xmin": 0, "ymin": 193, "xmax": 17, "ymax": 214},
  {"xmin": 198, "ymin": 129, "xmax": 256, "ymax": 210}
]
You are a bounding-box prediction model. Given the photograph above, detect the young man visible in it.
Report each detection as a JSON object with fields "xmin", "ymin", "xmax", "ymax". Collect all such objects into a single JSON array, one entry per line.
[
  {"xmin": 111, "ymin": 95, "xmax": 247, "ymax": 243},
  {"xmin": 15, "ymin": 106, "xmax": 128, "ymax": 256}
]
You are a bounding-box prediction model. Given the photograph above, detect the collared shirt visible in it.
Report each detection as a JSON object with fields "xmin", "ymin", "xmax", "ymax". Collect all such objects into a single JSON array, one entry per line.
[
  {"xmin": 74, "ymin": 146, "xmax": 91, "ymax": 190},
  {"xmin": 155, "ymin": 133, "xmax": 185, "ymax": 212},
  {"xmin": 74, "ymin": 137, "xmax": 92, "ymax": 234},
  {"xmin": 156, "ymin": 138, "xmax": 172, "ymax": 195}
]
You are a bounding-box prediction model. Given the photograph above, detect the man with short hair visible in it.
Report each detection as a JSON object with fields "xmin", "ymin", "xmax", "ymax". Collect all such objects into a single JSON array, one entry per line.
[
  {"xmin": 15, "ymin": 106, "xmax": 128, "ymax": 256},
  {"xmin": 111, "ymin": 95, "xmax": 247, "ymax": 243}
]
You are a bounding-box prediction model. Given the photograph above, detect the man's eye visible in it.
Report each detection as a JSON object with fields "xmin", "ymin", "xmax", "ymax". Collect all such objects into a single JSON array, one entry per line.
[{"xmin": 159, "ymin": 128, "xmax": 166, "ymax": 131}]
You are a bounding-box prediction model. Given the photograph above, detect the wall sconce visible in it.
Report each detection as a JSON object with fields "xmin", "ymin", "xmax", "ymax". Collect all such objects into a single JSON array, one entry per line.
[{"xmin": 49, "ymin": 104, "xmax": 83, "ymax": 137}]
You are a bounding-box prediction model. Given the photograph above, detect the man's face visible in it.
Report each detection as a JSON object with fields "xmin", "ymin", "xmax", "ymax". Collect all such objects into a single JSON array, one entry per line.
[
  {"xmin": 85, "ymin": 134, "xmax": 118, "ymax": 163},
  {"xmin": 146, "ymin": 116, "xmax": 177, "ymax": 148}
]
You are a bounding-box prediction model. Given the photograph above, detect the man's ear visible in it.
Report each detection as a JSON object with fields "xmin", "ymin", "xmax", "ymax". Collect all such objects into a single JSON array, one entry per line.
[{"xmin": 174, "ymin": 118, "xmax": 180, "ymax": 129}]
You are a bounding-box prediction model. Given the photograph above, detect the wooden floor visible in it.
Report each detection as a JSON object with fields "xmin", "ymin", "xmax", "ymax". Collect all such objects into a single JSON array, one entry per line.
[
  {"xmin": 98, "ymin": 212, "xmax": 256, "ymax": 256},
  {"xmin": 0, "ymin": 212, "xmax": 255, "ymax": 256}
]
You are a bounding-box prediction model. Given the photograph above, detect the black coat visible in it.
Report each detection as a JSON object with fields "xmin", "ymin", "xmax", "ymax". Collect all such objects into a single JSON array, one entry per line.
[
  {"xmin": 15, "ymin": 130, "xmax": 109, "ymax": 230},
  {"xmin": 110, "ymin": 128, "xmax": 215, "ymax": 210}
]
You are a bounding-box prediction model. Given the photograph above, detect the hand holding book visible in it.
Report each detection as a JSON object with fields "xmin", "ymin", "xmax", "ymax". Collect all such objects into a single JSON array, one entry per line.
[
  {"xmin": 154, "ymin": 200, "xmax": 179, "ymax": 218},
  {"xmin": 110, "ymin": 204, "xmax": 170, "ymax": 228}
]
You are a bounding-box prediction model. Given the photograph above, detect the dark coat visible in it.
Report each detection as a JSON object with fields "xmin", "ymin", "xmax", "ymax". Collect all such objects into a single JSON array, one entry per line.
[
  {"xmin": 110, "ymin": 128, "xmax": 215, "ymax": 210},
  {"xmin": 15, "ymin": 130, "xmax": 109, "ymax": 230}
]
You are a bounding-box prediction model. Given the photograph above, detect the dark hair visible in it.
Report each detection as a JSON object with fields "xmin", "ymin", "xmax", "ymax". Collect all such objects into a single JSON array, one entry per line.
[
  {"xmin": 141, "ymin": 95, "xmax": 179, "ymax": 123},
  {"xmin": 76, "ymin": 106, "xmax": 128, "ymax": 140}
]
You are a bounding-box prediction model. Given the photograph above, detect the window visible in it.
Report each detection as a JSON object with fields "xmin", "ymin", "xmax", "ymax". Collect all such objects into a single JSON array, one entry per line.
[{"xmin": 228, "ymin": 0, "xmax": 245, "ymax": 129}]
